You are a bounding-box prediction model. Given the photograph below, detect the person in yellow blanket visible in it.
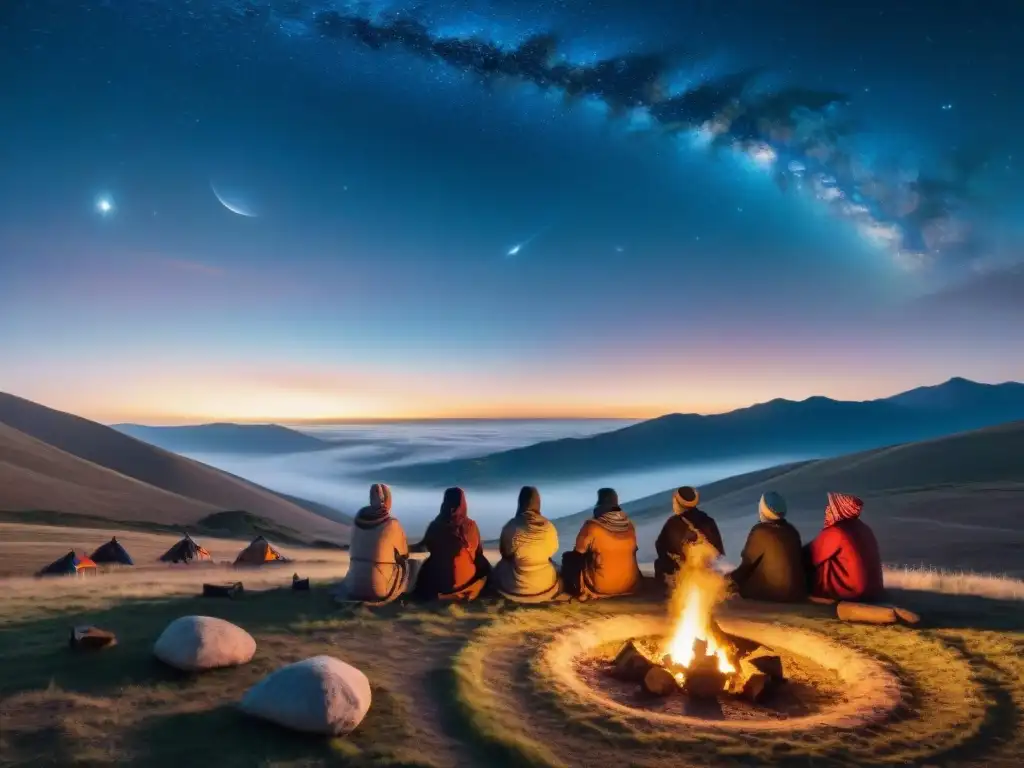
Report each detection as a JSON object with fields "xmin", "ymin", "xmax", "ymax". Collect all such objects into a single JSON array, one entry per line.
[
  {"xmin": 562, "ymin": 488, "xmax": 641, "ymax": 600},
  {"xmin": 340, "ymin": 483, "xmax": 410, "ymax": 604},
  {"xmin": 492, "ymin": 486, "xmax": 561, "ymax": 602}
]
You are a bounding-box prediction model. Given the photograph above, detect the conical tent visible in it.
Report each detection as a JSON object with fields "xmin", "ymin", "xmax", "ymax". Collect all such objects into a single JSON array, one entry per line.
[
  {"xmin": 159, "ymin": 534, "xmax": 212, "ymax": 564},
  {"xmin": 234, "ymin": 536, "xmax": 288, "ymax": 565},
  {"xmin": 90, "ymin": 537, "xmax": 134, "ymax": 565},
  {"xmin": 38, "ymin": 550, "xmax": 98, "ymax": 576}
]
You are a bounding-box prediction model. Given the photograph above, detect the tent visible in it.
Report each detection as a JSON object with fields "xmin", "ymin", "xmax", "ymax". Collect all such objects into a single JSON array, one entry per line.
[
  {"xmin": 38, "ymin": 551, "xmax": 98, "ymax": 577},
  {"xmin": 90, "ymin": 537, "xmax": 134, "ymax": 566},
  {"xmin": 159, "ymin": 534, "xmax": 212, "ymax": 564},
  {"xmin": 234, "ymin": 536, "xmax": 288, "ymax": 565}
]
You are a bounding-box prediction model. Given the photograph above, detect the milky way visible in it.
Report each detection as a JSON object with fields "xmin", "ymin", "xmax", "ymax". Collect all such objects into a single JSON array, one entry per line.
[{"xmin": 179, "ymin": 0, "xmax": 999, "ymax": 279}]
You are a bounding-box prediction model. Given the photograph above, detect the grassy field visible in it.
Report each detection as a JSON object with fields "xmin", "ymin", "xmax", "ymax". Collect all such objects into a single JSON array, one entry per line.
[{"xmin": 2, "ymin": 534, "xmax": 1024, "ymax": 768}]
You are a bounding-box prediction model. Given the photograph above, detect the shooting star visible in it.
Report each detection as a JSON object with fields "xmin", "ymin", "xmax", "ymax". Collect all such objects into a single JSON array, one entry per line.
[{"xmin": 506, "ymin": 225, "xmax": 552, "ymax": 258}]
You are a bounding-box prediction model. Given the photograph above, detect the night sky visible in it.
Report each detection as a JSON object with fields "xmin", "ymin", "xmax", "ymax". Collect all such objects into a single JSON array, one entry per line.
[{"xmin": 1, "ymin": 0, "xmax": 1022, "ymax": 423}]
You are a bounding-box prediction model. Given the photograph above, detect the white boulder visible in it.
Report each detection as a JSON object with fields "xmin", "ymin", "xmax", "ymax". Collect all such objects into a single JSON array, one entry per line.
[
  {"xmin": 153, "ymin": 615, "xmax": 256, "ymax": 671},
  {"xmin": 239, "ymin": 655, "xmax": 372, "ymax": 735}
]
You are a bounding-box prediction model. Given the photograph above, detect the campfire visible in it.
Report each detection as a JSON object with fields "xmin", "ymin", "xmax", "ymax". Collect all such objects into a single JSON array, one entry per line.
[{"xmin": 609, "ymin": 540, "xmax": 786, "ymax": 702}]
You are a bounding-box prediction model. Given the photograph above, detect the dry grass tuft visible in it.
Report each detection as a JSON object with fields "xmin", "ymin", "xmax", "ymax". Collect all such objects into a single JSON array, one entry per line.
[{"xmin": 883, "ymin": 565, "xmax": 1024, "ymax": 601}]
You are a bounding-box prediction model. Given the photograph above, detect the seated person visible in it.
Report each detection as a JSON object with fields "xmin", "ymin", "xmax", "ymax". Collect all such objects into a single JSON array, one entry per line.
[
  {"xmin": 654, "ymin": 485, "xmax": 725, "ymax": 585},
  {"xmin": 492, "ymin": 486, "xmax": 561, "ymax": 602},
  {"xmin": 728, "ymin": 492, "xmax": 807, "ymax": 603},
  {"xmin": 804, "ymin": 492, "xmax": 884, "ymax": 602},
  {"xmin": 412, "ymin": 487, "xmax": 490, "ymax": 601},
  {"xmin": 562, "ymin": 488, "xmax": 641, "ymax": 600},
  {"xmin": 339, "ymin": 483, "xmax": 410, "ymax": 604}
]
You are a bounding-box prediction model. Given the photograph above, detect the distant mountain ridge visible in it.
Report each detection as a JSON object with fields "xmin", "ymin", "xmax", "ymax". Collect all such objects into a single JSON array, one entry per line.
[
  {"xmin": 113, "ymin": 422, "xmax": 330, "ymax": 455},
  {"xmin": 378, "ymin": 377, "xmax": 1024, "ymax": 486},
  {"xmin": 0, "ymin": 392, "xmax": 350, "ymax": 543}
]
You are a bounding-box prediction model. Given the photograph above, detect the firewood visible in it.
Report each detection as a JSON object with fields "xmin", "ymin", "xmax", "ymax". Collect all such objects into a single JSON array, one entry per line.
[
  {"xmin": 713, "ymin": 621, "xmax": 762, "ymax": 661},
  {"xmin": 69, "ymin": 626, "xmax": 117, "ymax": 651},
  {"xmin": 202, "ymin": 582, "xmax": 244, "ymax": 599},
  {"xmin": 682, "ymin": 656, "xmax": 727, "ymax": 699},
  {"xmin": 740, "ymin": 671, "xmax": 770, "ymax": 703},
  {"xmin": 893, "ymin": 606, "xmax": 921, "ymax": 625},
  {"xmin": 612, "ymin": 640, "xmax": 654, "ymax": 682},
  {"xmin": 641, "ymin": 666, "xmax": 678, "ymax": 697},
  {"xmin": 741, "ymin": 649, "xmax": 785, "ymax": 682},
  {"xmin": 836, "ymin": 602, "xmax": 899, "ymax": 625}
]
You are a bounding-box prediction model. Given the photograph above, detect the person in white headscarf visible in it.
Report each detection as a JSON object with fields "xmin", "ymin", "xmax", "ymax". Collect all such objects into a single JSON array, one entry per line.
[{"xmin": 727, "ymin": 491, "xmax": 807, "ymax": 603}]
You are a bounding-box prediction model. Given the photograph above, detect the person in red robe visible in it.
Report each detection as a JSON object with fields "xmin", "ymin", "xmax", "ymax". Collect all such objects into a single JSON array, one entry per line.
[{"xmin": 804, "ymin": 492, "xmax": 884, "ymax": 602}]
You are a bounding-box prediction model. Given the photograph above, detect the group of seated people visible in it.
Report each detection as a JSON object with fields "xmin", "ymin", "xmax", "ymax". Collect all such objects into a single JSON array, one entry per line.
[{"xmin": 338, "ymin": 481, "xmax": 884, "ymax": 607}]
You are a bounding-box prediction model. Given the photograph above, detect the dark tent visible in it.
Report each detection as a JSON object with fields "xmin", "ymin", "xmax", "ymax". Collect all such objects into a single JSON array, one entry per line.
[
  {"xmin": 38, "ymin": 551, "xmax": 98, "ymax": 577},
  {"xmin": 159, "ymin": 534, "xmax": 212, "ymax": 564},
  {"xmin": 90, "ymin": 537, "xmax": 134, "ymax": 566}
]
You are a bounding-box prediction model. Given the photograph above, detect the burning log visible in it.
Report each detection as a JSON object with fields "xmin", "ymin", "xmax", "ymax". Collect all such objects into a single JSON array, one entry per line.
[
  {"xmin": 642, "ymin": 666, "xmax": 679, "ymax": 697},
  {"xmin": 612, "ymin": 640, "xmax": 655, "ymax": 682},
  {"xmin": 682, "ymin": 653, "xmax": 728, "ymax": 699},
  {"xmin": 712, "ymin": 620, "xmax": 764, "ymax": 662}
]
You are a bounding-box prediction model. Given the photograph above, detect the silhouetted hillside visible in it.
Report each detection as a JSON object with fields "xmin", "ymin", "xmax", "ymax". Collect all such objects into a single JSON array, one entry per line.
[
  {"xmin": 112, "ymin": 422, "xmax": 330, "ymax": 455},
  {"xmin": 0, "ymin": 392, "xmax": 349, "ymax": 544},
  {"xmin": 552, "ymin": 420, "xmax": 1024, "ymax": 576},
  {"xmin": 381, "ymin": 378, "xmax": 1024, "ymax": 486}
]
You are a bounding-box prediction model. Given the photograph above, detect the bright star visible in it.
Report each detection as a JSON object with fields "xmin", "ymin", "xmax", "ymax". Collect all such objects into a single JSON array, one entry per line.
[{"xmin": 96, "ymin": 196, "xmax": 114, "ymax": 216}]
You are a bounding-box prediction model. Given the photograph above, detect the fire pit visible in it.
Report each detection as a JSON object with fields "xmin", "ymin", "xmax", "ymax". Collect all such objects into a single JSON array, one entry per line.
[
  {"xmin": 610, "ymin": 626, "xmax": 784, "ymax": 703},
  {"xmin": 608, "ymin": 540, "xmax": 785, "ymax": 704}
]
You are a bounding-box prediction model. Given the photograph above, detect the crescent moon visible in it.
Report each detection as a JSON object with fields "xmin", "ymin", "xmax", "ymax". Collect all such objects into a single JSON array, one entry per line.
[{"xmin": 210, "ymin": 180, "xmax": 257, "ymax": 218}]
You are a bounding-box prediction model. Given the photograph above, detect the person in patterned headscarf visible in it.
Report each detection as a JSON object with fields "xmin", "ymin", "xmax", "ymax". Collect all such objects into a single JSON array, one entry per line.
[
  {"xmin": 804, "ymin": 492, "xmax": 884, "ymax": 602},
  {"xmin": 654, "ymin": 485, "xmax": 725, "ymax": 586}
]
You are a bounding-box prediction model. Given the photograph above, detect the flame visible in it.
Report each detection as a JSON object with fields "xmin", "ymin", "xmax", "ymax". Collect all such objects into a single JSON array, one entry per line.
[
  {"xmin": 664, "ymin": 580, "xmax": 735, "ymax": 674},
  {"xmin": 662, "ymin": 537, "xmax": 736, "ymax": 676}
]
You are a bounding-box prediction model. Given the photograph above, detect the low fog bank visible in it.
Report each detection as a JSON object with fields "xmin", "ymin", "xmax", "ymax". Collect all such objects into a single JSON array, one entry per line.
[{"xmin": 185, "ymin": 446, "xmax": 797, "ymax": 538}]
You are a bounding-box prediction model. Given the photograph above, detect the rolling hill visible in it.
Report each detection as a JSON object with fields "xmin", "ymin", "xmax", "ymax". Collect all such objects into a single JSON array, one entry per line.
[
  {"xmin": 112, "ymin": 422, "xmax": 331, "ymax": 455},
  {"xmin": 381, "ymin": 378, "xmax": 1024, "ymax": 486},
  {"xmin": 0, "ymin": 393, "xmax": 349, "ymax": 544},
  {"xmin": 552, "ymin": 420, "xmax": 1024, "ymax": 576}
]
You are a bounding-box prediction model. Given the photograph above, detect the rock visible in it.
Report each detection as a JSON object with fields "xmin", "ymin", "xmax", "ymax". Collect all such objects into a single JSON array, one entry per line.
[
  {"xmin": 641, "ymin": 666, "xmax": 678, "ymax": 697},
  {"xmin": 240, "ymin": 655, "xmax": 372, "ymax": 736},
  {"xmin": 292, "ymin": 575, "xmax": 310, "ymax": 591},
  {"xmin": 69, "ymin": 626, "xmax": 117, "ymax": 651},
  {"xmin": 612, "ymin": 640, "xmax": 654, "ymax": 682},
  {"xmin": 153, "ymin": 616, "xmax": 256, "ymax": 671}
]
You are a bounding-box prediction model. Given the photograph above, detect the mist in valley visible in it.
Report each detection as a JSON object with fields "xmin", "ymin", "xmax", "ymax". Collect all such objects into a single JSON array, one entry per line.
[{"xmin": 181, "ymin": 420, "xmax": 803, "ymax": 539}]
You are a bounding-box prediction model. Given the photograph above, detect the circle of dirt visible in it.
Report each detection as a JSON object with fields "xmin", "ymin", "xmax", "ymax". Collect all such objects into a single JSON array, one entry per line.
[{"xmin": 541, "ymin": 614, "xmax": 903, "ymax": 733}]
